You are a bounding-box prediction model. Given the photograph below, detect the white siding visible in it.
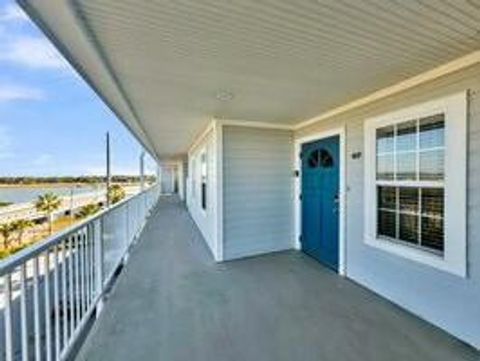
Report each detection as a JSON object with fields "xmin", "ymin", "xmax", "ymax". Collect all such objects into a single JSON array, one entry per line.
[
  {"xmin": 160, "ymin": 166, "xmax": 175, "ymax": 194},
  {"xmin": 177, "ymin": 159, "xmax": 187, "ymax": 201},
  {"xmin": 295, "ymin": 63, "xmax": 480, "ymax": 349},
  {"xmin": 187, "ymin": 129, "xmax": 218, "ymax": 258},
  {"xmin": 223, "ymin": 126, "xmax": 294, "ymax": 260}
]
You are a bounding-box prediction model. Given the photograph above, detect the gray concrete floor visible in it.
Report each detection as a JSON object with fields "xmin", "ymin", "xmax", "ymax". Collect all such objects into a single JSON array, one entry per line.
[{"xmin": 76, "ymin": 196, "xmax": 478, "ymax": 361}]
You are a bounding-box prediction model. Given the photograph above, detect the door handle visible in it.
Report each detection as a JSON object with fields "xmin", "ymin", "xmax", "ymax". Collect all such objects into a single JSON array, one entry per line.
[
  {"xmin": 334, "ymin": 193, "xmax": 339, "ymax": 203},
  {"xmin": 333, "ymin": 193, "xmax": 339, "ymax": 214}
]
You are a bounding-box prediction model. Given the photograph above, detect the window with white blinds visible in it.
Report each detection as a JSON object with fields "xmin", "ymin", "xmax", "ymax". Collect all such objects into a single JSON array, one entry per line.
[
  {"xmin": 364, "ymin": 92, "xmax": 467, "ymax": 277},
  {"xmin": 376, "ymin": 115, "xmax": 445, "ymax": 253}
]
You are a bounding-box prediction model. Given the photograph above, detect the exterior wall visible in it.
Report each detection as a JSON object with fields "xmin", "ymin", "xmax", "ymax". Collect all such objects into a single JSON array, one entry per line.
[
  {"xmin": 177, "ymin": 159, "xmax": 187, "ymax": 201},
  {"xmin": 160, "ymin": 165, "xmax": 175, "ymax": 194},
  {"xmin": 295, "ymin": 64, "xmax": 480, "ymax": 349},
  {"xmin": 182, "ymin": 158, "xmax": 188, "ymax": 201},
  {"xmin": 187, "ymin": 129, "xmax": 218, "ymax": 258},
  {"xmin": 222, "ymin": 125, "xmax": 295, "ymax": 260}
]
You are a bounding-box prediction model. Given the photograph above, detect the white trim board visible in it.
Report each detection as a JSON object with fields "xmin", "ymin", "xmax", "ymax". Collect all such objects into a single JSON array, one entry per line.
[
  {"xmin": 213, "ymin": 121, "xmax": 224, "ymax": 261},
  {"xmin": 294, "ymin": 127, "xmax": 347, "ymax": 276},
  {"xmin": 216, "ymin": 118, "xmax": 294, "ymax": 130}
]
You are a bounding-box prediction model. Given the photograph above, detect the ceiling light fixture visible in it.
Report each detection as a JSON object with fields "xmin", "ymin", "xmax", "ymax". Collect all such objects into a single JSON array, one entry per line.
[{"xmin": 215, "ymin": 90, "xmax": 234, "ymax": 102}]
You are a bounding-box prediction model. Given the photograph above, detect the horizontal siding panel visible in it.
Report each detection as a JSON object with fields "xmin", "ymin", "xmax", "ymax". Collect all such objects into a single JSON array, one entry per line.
[
  {"xmin": 227, "ymin": 157, "xmax": 293, "ymax": 166},
  {"xmin": 225, "ymin": 187, "xmax": 294, "ymax": 197},
  {"xmin": 223, "ymin": 168, "xmax": 292, "ymax": 178},
  {"xmin": 223, "ymin": 126, "xmax": 294, "ymax": 259},
  {"xmin": 224, "ymin": 214, "xmax": 295, "ymax": 228}
]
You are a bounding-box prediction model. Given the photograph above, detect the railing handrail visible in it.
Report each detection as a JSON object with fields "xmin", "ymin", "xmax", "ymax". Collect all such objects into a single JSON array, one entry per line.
[{"xmin": 0, "ymin": 184, "xmax": 158, "ymax": 276}]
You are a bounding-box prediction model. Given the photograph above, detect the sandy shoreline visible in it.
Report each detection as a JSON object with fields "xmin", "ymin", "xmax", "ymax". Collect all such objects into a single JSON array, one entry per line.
[
  {"xmin": 0, "ymin": 182, "xmax": 140, "ymax": 188},
  {"xmin": 0, "ymin": 183, "xmax": 100, "ymax": 188}
]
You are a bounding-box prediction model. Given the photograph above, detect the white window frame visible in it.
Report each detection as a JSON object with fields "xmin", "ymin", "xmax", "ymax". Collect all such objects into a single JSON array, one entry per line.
[{"xmin": 364, "ymin": 92, "xmax": 467, "ymax": 277}]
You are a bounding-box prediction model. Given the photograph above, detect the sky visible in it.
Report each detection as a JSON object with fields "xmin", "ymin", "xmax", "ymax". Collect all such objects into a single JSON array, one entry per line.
[{"xmin": 0, "ymin": 0, "xmax": 156, "ymax": 177}]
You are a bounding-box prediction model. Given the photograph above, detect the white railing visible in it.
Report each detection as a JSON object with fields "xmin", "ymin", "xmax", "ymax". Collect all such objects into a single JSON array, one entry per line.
[{"xmin": 0, "ymin": 184, "xmax": 160, "ymax": 361}]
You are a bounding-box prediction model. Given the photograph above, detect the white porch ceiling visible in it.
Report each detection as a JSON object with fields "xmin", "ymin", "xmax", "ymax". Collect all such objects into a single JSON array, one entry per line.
[{"xmin": 20, "ymin": 0, "xmax": 480, "ymax": 159}]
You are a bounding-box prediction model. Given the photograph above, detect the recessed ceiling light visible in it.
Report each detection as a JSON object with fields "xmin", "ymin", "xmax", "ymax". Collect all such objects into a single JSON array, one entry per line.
[{"xmin": 215, "ymin": 90, "xmax": 234, "ymax": 102}]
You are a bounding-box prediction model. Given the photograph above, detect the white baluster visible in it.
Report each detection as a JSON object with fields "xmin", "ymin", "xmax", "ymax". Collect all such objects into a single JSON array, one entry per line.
[
  {"xmin": 62, "ymin": 240, "xmax": 68, "ymax": 347},
  {"xmin": 4, "ymin": 273, "xmax": 13, "ymax": 361},
  {"xmin": 53, "ymin": 246, "xmax": 61, "ymax": 359},
  {"xmin": 33, "ymin": 257, "xmax": 41, "ymax": 361},
  {"xmin": 44, "ymin": 251, "xmax": 52, "ymax": 361},
  {"xmin": 20, "ymin": 264, "xmax": 29, "ymax": 361}
]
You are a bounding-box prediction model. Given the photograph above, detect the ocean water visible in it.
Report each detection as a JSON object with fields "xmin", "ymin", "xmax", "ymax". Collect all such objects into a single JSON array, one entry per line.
[{"xmin": 0, "ymin": 185, "xmax": 105, "ymax": 204}]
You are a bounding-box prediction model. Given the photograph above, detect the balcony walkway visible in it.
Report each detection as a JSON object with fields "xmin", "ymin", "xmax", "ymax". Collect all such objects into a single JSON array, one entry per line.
[{"xmin": 76, "ymin": 196, "xmax": 477, "ymax": 361}]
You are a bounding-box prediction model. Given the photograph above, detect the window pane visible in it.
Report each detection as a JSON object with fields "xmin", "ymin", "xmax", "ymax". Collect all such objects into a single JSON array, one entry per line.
[
  {"xmin": 399, "ymin": 214, "xmax": 418, "ymax": 244},
  {"xmin": 421, "ymin": 188, "xmax": 444, "ymax": 218},
  {"xmin": 377, "ymin": 125, "xmax": 394, "ymax": 154},
  {"xmin": 320, "ymin": 149, "xmax": 334, "ymax": 168},
  {"xmin": 201, "ymin": 183, "xmax": 207, "ymax": 210},
  {"xmin": 396, "ymin": 120, "xmax": 417, "ymax": 152},
  {"xmin": 201, "ymin": 152, "xmax": 207, "ymax": 179},
  {"xmin": 378, "ymin": 186, "xmax": 396, "ymax": 210},
  {"xmin": 399, "ymin": 188, "xmax": 419, "ymax": 213},
  {"xmin": 377, "ymin": 154, "xmax": 394, "ymax": 180},
  {"xmin": 396, "ymin": 152, "xmax": 416, "ymax": 180},
  {"xmin": 421, "ymin": 216, "xmax": 444, "ymax": 252},
  {"xmin": 308, "ymin": 149, "xmax": 319, "ymax": 168},
  {"xmin": 420, "ymin": 114, "xmax": 444, "ymax": 149},
  {"xmin": 420, "ymin": 150, "xmax": 444, "ymax": 180},
  {"xmin": 374, "ymin": 115, "xmax": 448, "ymax": 254},
  {"xmin": 377, "ymin": 210, "xmax": 396, "ymax": 238}
]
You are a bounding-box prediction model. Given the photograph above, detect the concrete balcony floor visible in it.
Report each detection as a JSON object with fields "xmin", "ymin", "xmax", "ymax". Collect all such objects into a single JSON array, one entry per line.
[{"xmin": 76, "ymin": 196, "xmax": 478, "ymax": 361}]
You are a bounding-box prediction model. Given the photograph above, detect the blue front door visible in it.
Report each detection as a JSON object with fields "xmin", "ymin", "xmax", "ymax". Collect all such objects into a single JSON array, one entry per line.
[{"xmin": 301, "ymin": 136, "xmax": 340, "ymax": 271}]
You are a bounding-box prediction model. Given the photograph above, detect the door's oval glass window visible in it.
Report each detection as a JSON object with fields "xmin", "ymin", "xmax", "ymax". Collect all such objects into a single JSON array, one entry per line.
[
  {"xmin": 308, "ymin": 148, "xmax": 334, "ymax": 168},
  {"xmin": 308, "ymin": 149, "xmax": 320, "ymax": 168},
  {"xmin": 320, "ymin": 149, "xmax": 334, "ymax": 168}
]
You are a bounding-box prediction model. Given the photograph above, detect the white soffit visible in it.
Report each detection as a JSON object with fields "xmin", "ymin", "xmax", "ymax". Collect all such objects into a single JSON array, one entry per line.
[{"xmin": 20, "ymin": 0, "xmax": 480, "ymax": 159}]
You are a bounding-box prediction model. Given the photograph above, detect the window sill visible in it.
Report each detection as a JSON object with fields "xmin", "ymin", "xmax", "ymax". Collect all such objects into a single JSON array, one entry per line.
[{"xmin": 364, "ymin": 235, "xmax": 466, "ymax": 278}]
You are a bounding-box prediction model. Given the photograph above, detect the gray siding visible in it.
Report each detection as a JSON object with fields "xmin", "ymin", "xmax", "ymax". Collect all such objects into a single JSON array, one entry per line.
[
  {"xmin": 296, "ymin": 64, "xmax": 480, "ymax": 349},
  {"xmin": 223, "ymin": 126, "xmax": 294, "ymax": 260}
]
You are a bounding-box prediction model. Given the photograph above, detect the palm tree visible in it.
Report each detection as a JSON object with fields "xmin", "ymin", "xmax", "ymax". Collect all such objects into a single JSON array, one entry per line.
[
  {"xmin": 12, "ymin": 219, "xmax": 34, "ymax": 245},
  {"xmin": 108, "ymin": 184, "xmax": 126, "ymax": 205},
  {"xmin": 76, "ymin": 203, "xmax": 101, "ymax": 219},
  {"xmin": 0, "ymin": 222, "xmax": 15, "ymax": 249},
  {"xmin": 35, "ymin": 192, "xmax": 62, "ymax": 235}
]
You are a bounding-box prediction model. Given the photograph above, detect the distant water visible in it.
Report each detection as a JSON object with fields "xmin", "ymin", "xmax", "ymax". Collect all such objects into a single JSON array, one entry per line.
[{"xmin": 0, "ymin": 185, "xmax": 105, "ymax": 204}]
